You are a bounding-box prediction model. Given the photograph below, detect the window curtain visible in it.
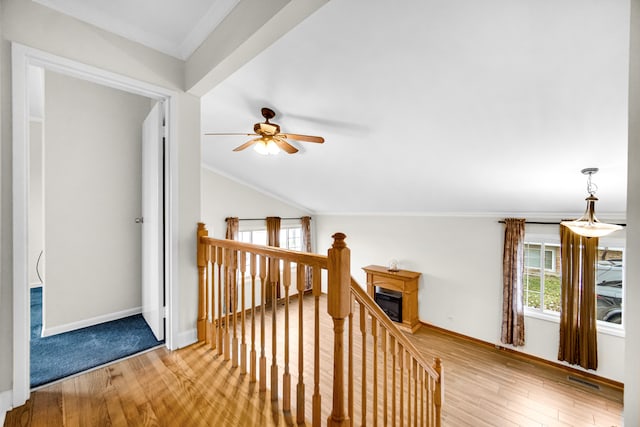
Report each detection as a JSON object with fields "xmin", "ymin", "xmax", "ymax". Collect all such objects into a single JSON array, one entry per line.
[
  {"xmin": 266, "ymin": 217, "xmax": 281, "ymax": 247},
  {"xmin": 301, "ymin": 216, "xmax": 313, "ymax": 291},
  {"xmin": 266, "ymin": 217, "xmax": 281, "ymax": 300},
  {"xmin": 558, "ymin": 225, "xmax": 598, "ymax": 370},
  {"xmin": 224, "ymin": 217, "xmax": 240, "ymax": 314},
  {"xmin": 225, "ymin": 217, "xmax": 239, "ymax": 240},
  {"xmin": 501, "ymin": 218, "xmax": 526, "ymax": 346}
]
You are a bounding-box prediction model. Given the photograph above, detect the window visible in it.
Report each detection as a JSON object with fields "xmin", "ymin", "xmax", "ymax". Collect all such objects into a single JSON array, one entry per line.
[
  {"xmin": 239, "ymin": 229, "xmax": 267, "ymax": 245},
  {"xmin": 281, "ymin": 227, "xmax": 302, "ymax": 251},
  {"xmin": 595, "ymin": 247, "xmax": 623, "ymax": 325},
  {"xmin": 238, "ymin": 226, "xmax": 304, "ymax": 274},
  {"xmin": 238, "ymin": 226, "xmax": 302, "ymax": 250},
  {"xmin": 524, "ymin": 244, "xmax": 556, "ymax": 272},
  {"xmin": 524, "ymin": 239, "xmax": 624, "ymax": 326},
  {"xmin": 524, "ymin": 242, "xmax": 561, "ymax": 312},
  {"xmin": 235, "ymin": 225, "xmax": 304, "ymax": 302}
]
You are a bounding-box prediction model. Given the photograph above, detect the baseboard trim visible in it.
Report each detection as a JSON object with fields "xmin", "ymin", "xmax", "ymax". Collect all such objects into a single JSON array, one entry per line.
[
  {"xmin": 0, "ymin": 389, "xmax": 13, "ymax": 426},
  {"xmin": 176, "ymin": 328, "xmax": 197, "ymax": 349},
  {"xmin": 41, "ymin": 306, "xmax": 142, "ymax": 337},
  {"xmin": 420, "ymin": 321, "xmax": 624, "ymax": 391}
]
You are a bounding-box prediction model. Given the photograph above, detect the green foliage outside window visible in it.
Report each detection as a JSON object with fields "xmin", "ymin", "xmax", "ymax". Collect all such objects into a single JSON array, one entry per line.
[{"xmin": 524, "ymin": 274, "xmax": 561, "ymax": 312}]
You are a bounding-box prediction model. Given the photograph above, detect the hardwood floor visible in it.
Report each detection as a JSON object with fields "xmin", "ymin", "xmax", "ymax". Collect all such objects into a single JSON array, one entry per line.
[
  {"xmin": 412, "ymin": 328, "xmax": 622, "ymax": 426},
  {"xmin": 5, "ymin": 294, "xmax": 623, "ymax": 426}
]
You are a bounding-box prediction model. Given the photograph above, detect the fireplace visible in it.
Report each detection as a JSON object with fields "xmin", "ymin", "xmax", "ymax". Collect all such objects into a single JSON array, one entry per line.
[{"xmin": 374, "ymin": 288, "xmax": 403, "ymax": 323}]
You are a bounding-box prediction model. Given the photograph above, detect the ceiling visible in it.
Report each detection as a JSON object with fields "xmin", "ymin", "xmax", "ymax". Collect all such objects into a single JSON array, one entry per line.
[
  {"xmin": 38, "ymin": 0, "xmax": 631, "ymax": 218},
  {"xmin": 32, "ymin": 0, "xmax": 240, "ymax": 59}
]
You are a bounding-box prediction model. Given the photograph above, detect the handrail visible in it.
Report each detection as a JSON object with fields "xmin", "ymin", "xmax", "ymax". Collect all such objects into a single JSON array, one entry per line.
[
  {"xmin": 200, "ymin": 235, "xmax": 328, "ymax": 269},
  {"xmin": 350, "ymin": 278, "xmax": 440, "ymax": 379}
]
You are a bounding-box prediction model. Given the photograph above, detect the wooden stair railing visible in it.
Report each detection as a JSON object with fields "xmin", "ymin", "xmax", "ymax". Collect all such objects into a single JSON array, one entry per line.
[{"xmin": 197, "ymin": 222, "xmax": 443, "ymax": 426}]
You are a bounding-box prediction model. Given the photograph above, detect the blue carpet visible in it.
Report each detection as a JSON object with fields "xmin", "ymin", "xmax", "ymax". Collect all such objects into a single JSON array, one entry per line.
[{"xmin": 30, "ymin": 287, "xmax": 163, "ymax": 387}]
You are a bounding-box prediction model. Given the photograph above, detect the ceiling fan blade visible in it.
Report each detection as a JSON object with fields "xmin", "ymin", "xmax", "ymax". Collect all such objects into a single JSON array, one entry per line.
[
  {"xmin": 273, "ymin": 137, "xmax": 298, "ymax": 154},
  {"xmin": 233, "ymin": 137, "xmax": 262, "ymax": 152},
  {"xmin": 281, "ymin": 133, "xmax": 325, "ymax": 143},
  {"xmin": 204, "ymin": 132, "xmax": 258, "ymax": 136}
]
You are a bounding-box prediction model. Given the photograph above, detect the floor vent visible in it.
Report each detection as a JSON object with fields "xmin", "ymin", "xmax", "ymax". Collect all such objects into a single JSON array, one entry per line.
[{"xmin": 567, "ymin": 375, "xmax": 601, "ymax": 390}]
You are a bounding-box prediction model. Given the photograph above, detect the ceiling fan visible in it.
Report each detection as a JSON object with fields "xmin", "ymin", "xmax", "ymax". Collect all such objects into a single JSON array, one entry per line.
[{"xmin": 205, "ymin": 107, "xmax": 325, "ymax": 154}]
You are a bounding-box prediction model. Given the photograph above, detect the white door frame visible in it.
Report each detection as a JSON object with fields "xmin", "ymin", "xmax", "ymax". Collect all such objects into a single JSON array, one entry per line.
[{"xmin": 11, "ymin": 42, "xmax": 180, "ymax": 407}]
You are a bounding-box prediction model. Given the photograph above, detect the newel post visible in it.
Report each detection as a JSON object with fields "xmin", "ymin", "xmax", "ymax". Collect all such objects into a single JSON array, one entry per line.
[
  {"xmin": 327, "ymin": 233, "xmax": 351, "ymax": 427},
  {"xmin": 197, "ymin": 222, "xmax": 208, "ymax": 342}
]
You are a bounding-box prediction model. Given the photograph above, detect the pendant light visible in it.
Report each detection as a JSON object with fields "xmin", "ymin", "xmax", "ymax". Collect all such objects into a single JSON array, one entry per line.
[{"xmin": 560, "ymin": 168, "xmax": 623, "ymax": 237}]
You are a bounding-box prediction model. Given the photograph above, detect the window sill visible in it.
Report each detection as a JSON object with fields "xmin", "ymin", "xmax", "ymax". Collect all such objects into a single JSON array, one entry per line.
[{"xmin": 524, "ymin": 308, "xmax": 625, "ymax": 338}]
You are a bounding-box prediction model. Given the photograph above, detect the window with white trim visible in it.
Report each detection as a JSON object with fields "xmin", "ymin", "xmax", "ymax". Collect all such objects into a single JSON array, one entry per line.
[
  {"xmin": 595, "ymin": 247, "xmax": 623, "ymax": 325},
  {"xmin": 524, "ymin": 237, "xmax": 624, "ymax": 326},
  {"xmin": 238, "ymin": 226, "xmax": 302, "ymax": 251},
  {"xmin": 524, "ymin": 242, "xmax": 561, "ymax": 312},
  {"xmin": 236, "ymin": 224, "xmax": 304, "ymax": 305}
]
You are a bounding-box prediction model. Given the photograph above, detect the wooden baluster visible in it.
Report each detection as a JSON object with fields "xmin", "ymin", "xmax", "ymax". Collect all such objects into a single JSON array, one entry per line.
[
  {"xmin": 359, "ymin": 303, "xmax": 367, "ymax": 427},
  {"xmin": 425, "ymin": 374, "xmax": 430, "ymax": 426},
  {"xmin": 282, "ymin": 260, "xmax": 291, "ymax": 412},
  {"xmin": 391, "ymin": 335, "xmax": 396, "ymax": 427},
  {"xmin": 259, "ymin": 255, "xmax": 267, "ymax": 391},
  {"xmin": 223, "ymin": 248, "xmax": 231, "ymax": 361},
  {"xmin": 412, "ymin": 359, "xmax": 418, "ymax": 427},
  {"xmin": 296, "ymin": 265, "xmax": 306, "ymax": 424},
  {"xmin": 419, "ymin": 368, "xmax": 424, "ymax": 427},
  {"xmin": 240, "ymin": 251, "xmax": 247, "ymax": 374},
  {"xmin": 372, "ymin": 316, "xmax": 378, "ymax": 427},
  {"xmin": 270, "ymin": 256, "xmax": 279, "ymax": 402},
  {"xmin": 433, "ymin": 358, "xmax": 443, "ymax": 427},
  {"xmin": 207, "ymin": 246, "xmax": 217, "ymax": 349},
  {"xmin": 204, "ymin": 245, "xmax": 215, "ymax": 348},
  {"xmin": 406, "ymin": 352, "xmax": 411, "ymax": 427},
  {"xmin": 250, "ymin": 253, "xmax": 257, "ymax": 383},
  {"xmin": 382, "ymin": 328, "xmax": 388, "ymax": 427},
  {"xmin": 399, "ymin": 344, "xmax": 404, "ymax": 425},
  {"xmin": 216, "ymin": 247, "xmax": 223, "ymax": 356},
  {"xmin": 429, "ymin": 375, "xmax": 434, "ymax": 427},
  {"xmin": 327, "ymin": 233, "xmax": 351, "ymax": 427},
  {"xmin": 348, "ymin": 293, "xmax": 354, "ymax": 427},
  {"xmin": 312, "ymin": 264, "xmax": 322, "ymax": 427},
  {"xmin": 196, "ymin": 223, "xmax": 208, "ymax": 342},
  {"xmin": 231, "ymin": 249, "xmax": 238, "ymax": 367}
]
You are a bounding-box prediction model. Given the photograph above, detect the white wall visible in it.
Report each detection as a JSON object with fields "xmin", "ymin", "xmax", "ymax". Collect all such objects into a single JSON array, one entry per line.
[
  {"xmin": 1, "ymin": 0, "xmax": 201, "ymax": 395},
  {"xmin": 315, "ymin": 214, "xmax": 625, "ymax": 382},
  {"xmin": 0, "ymin": 0, "xmax": 8, "ymax": 403},
  {"xmin": 28, "ymin": 120, "xmax": 44, "ymax": 286},
  {"xmin": 43, "ymin": 70, "xmax": 150, "ymax": 331},
  {"xmin": 624, "ymin": 0, "xmax": 640, "ymax": 424},
  {"xmin": 201, "ymin": 167, "xmax": 311, "ymax": 237}
]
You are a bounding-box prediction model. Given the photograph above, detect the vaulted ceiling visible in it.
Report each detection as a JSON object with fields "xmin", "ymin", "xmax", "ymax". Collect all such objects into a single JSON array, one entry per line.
[{"xmin": 36, "ymin": 0, "xmax": 631, "ymax": 218}]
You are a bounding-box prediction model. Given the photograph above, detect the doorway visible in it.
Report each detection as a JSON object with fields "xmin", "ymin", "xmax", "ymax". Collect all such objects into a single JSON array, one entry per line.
[
  {"xmin": 26, "ymin": 67, "xmax": 165, "ymax": 387},
  {"xmin": 12, "ymin": 43, "xmax": 178, "ymax": 406}
]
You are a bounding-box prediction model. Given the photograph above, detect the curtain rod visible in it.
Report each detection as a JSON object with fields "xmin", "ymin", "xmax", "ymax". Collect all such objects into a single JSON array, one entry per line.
[
  {"xmin": 498, "ymin": 220, "xmax": 626, "ymax": 226},
  {"xmin": 228, "ymin": 217, "xmax": 308, "ymax": 221}
]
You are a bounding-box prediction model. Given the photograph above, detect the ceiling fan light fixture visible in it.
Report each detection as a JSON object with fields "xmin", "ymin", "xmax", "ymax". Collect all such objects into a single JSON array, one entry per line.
[
  {"xmin": 205, "ymin": 107, "xmax": 324, "ymax": 154},
  {"xmin": 560, "ymin": 168, "xmax": 623, "ymax": 238},
  {"xmin": 254, "ymin": 138, "xmax": 280, "ymax": 155}
]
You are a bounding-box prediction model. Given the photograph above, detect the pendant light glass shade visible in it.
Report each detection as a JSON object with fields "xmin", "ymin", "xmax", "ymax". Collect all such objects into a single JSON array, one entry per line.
[{"xmin": 560, "ymin": 168, "xmax": 623, "ymax": 238}]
